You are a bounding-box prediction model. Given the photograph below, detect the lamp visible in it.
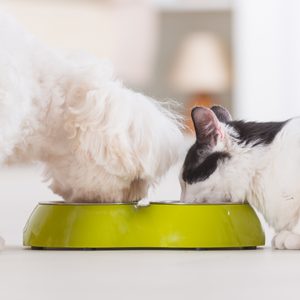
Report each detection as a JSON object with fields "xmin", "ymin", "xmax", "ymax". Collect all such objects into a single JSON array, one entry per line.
[{"xmin": 170, "ymin": 32, "xmax": 230, "ymax": 131}]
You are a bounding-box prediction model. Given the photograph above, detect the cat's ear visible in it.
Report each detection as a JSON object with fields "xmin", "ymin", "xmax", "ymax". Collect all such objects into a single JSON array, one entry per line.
[
  {"xmin": 191, "ymin": 106, "xmax": 224, "ymax": 146},
  {"xmin": 210, "ymin": 105, "xmax": 232, "ymax": 123}
]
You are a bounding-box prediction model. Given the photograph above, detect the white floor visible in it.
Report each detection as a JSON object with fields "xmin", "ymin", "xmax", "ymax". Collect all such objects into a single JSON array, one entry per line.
[
  {"xmin": 1, "ymin": 247, "xmax": 300, "ymax": 300},
  {"xmin": 0, "ymin": 160, "xmax": 298, "ymax": 300}
]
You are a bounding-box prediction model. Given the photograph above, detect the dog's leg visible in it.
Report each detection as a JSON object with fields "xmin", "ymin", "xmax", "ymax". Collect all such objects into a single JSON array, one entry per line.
[{"xmin": 0, "ymin": 64, "xmax": 32, "ymax": 249}]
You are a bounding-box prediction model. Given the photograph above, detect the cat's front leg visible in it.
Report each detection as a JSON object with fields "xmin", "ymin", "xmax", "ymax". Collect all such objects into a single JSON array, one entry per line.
[
  {"xmin": 272, "ymin": 230, "xmax": 300, "ymax": 249},
  {"xmin": 273, "ymin": 216, "xmax": 300, "ymax": 249}
]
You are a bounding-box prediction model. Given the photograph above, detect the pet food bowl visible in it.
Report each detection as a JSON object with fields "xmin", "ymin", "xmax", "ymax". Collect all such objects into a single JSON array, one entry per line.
[{"xmin": 23, "ymin": 202, "xmax": 265, "ymax": 249}]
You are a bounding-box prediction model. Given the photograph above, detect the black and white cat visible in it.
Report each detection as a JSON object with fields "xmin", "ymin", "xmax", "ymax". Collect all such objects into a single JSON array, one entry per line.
[{"xmin": 180, "ymin": 105, "xmax": 300, "ymax": 249}]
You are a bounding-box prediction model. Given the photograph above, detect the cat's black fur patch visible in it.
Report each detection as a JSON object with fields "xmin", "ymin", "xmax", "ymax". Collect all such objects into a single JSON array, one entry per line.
[
  {"xmin": 182, "ymin": 145, "xmax": 231, "ymax": 184},
  {"xmin": 228, "ymin": 120, "xmax": 288, "ymax": 146}
]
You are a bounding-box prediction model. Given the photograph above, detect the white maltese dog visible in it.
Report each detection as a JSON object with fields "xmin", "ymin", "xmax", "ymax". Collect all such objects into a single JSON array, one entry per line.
[{"xmin": 0, "ymin": 13, "xmax": 183, "ymax": 206}]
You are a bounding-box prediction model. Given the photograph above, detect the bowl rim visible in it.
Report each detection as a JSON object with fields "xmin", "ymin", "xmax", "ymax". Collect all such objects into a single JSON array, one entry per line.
[{"xmin": 38, "ymin": 201, "xmax": 247, "ymax": 206}]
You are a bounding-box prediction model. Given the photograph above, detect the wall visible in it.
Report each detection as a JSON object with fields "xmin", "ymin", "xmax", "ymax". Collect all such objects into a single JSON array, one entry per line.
[
  {"xmin": 148, "ymin": 10, "xmax": 232, "ymax": 111},
  {"xmin": 233, "ymin": 0, "xmax": 300, "ymax": 121}
]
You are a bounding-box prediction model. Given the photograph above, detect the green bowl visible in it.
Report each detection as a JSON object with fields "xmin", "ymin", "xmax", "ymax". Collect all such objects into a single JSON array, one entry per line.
[{"xmin": 23, "ymin": 202, "xmax": 265, "ymax": 249}]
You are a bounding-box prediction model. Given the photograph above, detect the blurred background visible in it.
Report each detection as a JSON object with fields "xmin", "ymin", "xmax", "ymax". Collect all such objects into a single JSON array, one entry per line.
[{"xmin": 2, "ymin": 0, "xmax": 300, "ymax": 245}]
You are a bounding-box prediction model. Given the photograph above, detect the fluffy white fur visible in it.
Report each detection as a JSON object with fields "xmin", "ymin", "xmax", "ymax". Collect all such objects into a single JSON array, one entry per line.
[
  {"xmin": 180, "ymin": 106, "xmax": 300, "ymax": 249},
  {"xmin": 0, "ymin": 13, "xmax": 183, "ymax": 245}
]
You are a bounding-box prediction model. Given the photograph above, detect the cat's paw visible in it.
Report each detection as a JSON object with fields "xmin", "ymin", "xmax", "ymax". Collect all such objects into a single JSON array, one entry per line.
[{"xmin": 272, "ymin": 231, "xmax": 300, "ymax": 250}]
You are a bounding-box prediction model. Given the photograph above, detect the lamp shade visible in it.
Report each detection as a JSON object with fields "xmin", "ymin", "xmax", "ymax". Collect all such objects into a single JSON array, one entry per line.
[{"xmin": 171, "ymin": 32, "xmax": 230, "ymax": 94}]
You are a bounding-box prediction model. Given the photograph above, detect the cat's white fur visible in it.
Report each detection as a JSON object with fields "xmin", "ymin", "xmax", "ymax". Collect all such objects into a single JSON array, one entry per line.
[
  {"xmin": 180, "ymin": 111, "xmax": 300, "ymax": 249},
  {"xmin": 0, "ymin": 13, "xmax": 183, "ymax": 247}
]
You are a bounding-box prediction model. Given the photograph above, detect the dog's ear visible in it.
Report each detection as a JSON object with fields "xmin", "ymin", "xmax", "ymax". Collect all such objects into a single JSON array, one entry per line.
[
  {"xmin": 64, "ymin": 86, "xmax": 138, "ymax": 178},
  {"xmin": 63, "ymin": 67, "xmax": 183, "ymax": 184}
]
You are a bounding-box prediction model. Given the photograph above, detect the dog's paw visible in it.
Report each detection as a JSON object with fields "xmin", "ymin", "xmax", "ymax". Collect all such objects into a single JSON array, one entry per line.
[
  {"xmin": 272, "ymin": 231, "xmax": 300, "ymax": 250},
  {"xmin": 135, "ymin": 199, "xmax": 150, "ymax": 208}
]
